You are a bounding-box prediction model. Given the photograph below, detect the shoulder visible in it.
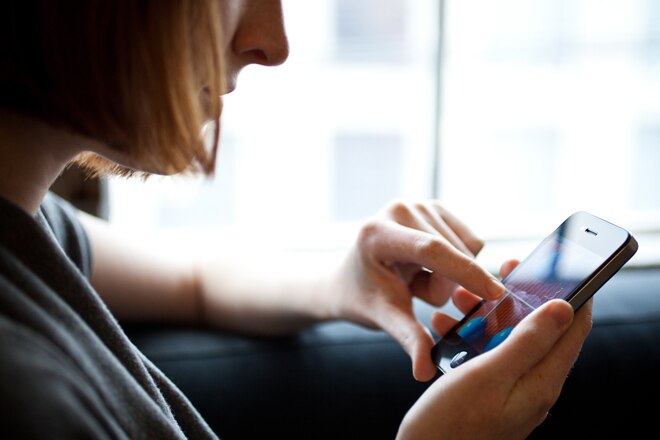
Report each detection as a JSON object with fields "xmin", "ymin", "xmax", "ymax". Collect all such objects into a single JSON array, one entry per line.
[{"xmin": 39, "ymin": 191, "xmax": 93, "ymax": 278}]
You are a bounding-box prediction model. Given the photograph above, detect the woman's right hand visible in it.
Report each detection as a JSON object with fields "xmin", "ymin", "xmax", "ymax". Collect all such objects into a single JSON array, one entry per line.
[{"xmin": 396, "ymin": 261, "xmax": 594, "ymax": 440}]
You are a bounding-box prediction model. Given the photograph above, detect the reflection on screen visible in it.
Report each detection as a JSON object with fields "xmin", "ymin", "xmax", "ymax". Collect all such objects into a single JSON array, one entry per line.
[{"xmin": 456, "ymin": 234, "xmax": 604, "ymax": 354}]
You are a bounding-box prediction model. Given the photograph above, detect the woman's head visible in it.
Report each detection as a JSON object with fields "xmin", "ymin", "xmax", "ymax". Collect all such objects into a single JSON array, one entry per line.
[{"xmin": 1, "ymin": 0, "xmax": 288, "ymax": 178}]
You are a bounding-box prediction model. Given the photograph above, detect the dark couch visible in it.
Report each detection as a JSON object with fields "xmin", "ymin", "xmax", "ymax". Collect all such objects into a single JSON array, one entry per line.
[{"xmin": 125, "ymin": 267, "xmax": 660, "ymax": 439}]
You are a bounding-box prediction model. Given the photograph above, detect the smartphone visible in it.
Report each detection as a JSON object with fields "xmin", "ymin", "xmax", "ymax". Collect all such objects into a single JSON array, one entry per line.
[{"xmin": 431, "ymin": 211, "xmax": 638, "ymax": 374}]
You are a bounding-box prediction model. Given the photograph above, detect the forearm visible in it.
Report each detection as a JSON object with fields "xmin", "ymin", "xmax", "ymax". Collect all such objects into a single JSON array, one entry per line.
[
  {"xmin": 81, "ymin": 211, "xmax": 341, "ymax": 334},
  {"xmin": 193, "ymin": 247, "xmax": 341, "ymax": 335}
]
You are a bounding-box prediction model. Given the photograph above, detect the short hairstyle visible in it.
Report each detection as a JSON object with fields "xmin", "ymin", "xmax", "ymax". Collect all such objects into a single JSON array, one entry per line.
[{"xmin": 1, "ymin": 0, "xmax": 224, "ymax": 177}]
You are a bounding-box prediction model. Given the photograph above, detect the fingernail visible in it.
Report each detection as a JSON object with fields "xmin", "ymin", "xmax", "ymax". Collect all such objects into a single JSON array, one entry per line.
[{"xmin": 488, "ymin": 277, "xmax": 505, "ymax": 299}]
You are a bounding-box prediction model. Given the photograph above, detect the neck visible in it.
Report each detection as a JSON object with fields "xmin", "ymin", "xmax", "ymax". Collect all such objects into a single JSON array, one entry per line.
[{"xmin": 0, "ymin": 111, "xmax": 84, "ymax": 215}]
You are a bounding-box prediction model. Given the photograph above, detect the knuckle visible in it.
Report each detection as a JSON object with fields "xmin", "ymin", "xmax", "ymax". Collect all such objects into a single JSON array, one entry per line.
[
  {"xmin": 357, "ymin": 219, "xmax": 383, "ymax": 250},
  {"xmin": 386, "ymin": 199, "xmax": 412, "ymax": 219},
  {"xmin": 415, "ymin": 234, "xmax": 442, "ymax": 256},
  {"xmin": 462, "ymin": 256, "xmax": 481, "ymax": 277},
  {"xmin": 416, "ymin": 236, "xmax": 455, "ymax": 268}
]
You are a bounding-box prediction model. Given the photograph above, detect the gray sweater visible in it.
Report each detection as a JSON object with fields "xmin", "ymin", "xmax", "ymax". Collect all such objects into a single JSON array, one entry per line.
[{"xmin": 0, "ymin": 192, "xmax": 218, "ymax": 439}]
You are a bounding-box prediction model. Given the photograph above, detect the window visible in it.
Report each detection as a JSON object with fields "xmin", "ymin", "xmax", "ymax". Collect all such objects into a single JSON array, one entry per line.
[{"xmin": 438, "ymin": 0, "xmax": 660, "ymax": 268}]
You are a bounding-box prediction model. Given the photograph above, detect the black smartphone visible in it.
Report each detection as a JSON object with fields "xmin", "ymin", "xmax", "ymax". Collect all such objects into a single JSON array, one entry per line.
[{"xmin": 431, "ymin": 211, "xmax": 638, "ymax": 374}]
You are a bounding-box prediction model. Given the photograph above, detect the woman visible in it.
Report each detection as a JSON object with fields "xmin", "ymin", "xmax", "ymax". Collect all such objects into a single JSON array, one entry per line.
[{"xmin": 0, "ymin": 1, "xmax": 592, "ymax": 438}]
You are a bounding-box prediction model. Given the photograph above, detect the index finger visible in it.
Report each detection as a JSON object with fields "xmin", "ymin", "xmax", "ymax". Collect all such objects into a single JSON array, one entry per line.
[{"xmin": 364, "ymin": 221, "xmax": 504, "ymax": 300}]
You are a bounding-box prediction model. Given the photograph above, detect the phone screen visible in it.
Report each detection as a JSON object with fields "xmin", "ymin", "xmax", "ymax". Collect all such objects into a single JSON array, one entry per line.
[{"xmin": 455, "ymin": 233, "xmax": 605, "ymax": 354}]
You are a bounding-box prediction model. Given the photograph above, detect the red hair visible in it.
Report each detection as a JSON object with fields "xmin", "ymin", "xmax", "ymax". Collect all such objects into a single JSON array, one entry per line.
[{"xmin": 1, "ymin": 0, "xmax": 224, "ymax": 177}]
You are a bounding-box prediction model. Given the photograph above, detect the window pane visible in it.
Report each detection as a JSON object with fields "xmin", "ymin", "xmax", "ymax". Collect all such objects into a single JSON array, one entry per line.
[
  {"xmin": 440, "ymin": 0, "xmax": 660, "ymax": 239},
  {"xmin": 332, "ymin": 133, "xmax": 403, "ymax": 221},
  {"xmin": 335, "ymin": 0, "xmax": 407, "ymax": 63}
]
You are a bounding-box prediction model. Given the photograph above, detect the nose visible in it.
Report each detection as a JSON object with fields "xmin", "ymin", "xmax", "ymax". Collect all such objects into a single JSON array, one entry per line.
[{"xmin": 232, "ymin": 1, "xmax": 289, "ymax": 67}]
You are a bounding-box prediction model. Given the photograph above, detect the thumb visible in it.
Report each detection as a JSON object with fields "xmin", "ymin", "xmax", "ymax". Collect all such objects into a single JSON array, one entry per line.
[
  {"xmin": 480, "ymin": 299, "xmax": 574, "ymax": 384},
  {"xmin": 375, "ymin": 304, "xmax": 437, "ymax": 382}
]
